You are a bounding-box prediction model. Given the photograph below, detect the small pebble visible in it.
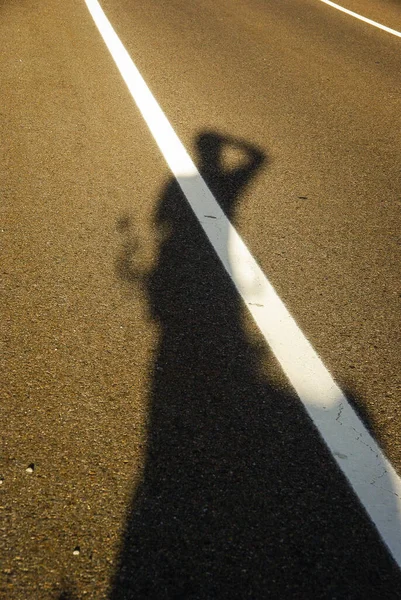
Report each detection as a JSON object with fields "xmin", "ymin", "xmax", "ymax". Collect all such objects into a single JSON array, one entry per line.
[
  {"xmin": 26, "ymin": 464, "xmax": 35, "ymax": 474},
  {"xmin": 73, "ymin": 546, "xmax": 80, "ymax": 556}
]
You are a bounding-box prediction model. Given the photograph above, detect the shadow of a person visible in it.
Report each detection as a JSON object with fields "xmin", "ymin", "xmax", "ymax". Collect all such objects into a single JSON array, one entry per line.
[{"xmin": 111, "ymin": 131, "xmax": 401, "ymax": 599}]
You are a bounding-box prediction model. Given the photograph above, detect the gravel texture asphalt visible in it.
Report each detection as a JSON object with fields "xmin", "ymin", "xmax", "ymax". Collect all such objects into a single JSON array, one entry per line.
[{"xmin": 1, "ymin": 0, "xmax": 400, "ymax": 597}]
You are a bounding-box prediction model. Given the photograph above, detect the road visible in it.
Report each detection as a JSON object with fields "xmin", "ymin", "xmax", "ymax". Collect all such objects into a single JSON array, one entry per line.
[{"xmin": 1, "ymin": 0, "xmax": 401, "ymax": 597}]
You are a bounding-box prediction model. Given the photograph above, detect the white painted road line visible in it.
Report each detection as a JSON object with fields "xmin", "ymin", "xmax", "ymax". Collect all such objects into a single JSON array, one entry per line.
[
  {"xmin": 319, "ymin": 0, "xmax": 401, "ymax": 38},
  {"xmin": 84, "ymin": 0, "xmax": 401, "ymax": 568}
]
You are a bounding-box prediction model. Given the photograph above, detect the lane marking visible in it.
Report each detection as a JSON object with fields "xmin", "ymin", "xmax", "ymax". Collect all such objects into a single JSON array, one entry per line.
[
  {"xmin": 319, "ymin": 0, "xmax": 401, "ymax": 38},
  {"xmin": 85, "ymin": 0, "xmax": 401, "ymax": 568}
]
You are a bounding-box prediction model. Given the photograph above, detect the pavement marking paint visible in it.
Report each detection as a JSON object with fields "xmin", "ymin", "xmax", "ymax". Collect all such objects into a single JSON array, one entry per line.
[
  {"xmin": 319, "ymin": 0, "xmax": 401, "ymax": 38},
  {"xmin": 85, "ymin": 0, "xmax": 401, "ymax": 568}
]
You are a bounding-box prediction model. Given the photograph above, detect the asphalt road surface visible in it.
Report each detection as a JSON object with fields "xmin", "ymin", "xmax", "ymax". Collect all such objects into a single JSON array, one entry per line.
[{"xmin": 1, "ymin": 0, "xmax": 401, "ymax": 598}]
